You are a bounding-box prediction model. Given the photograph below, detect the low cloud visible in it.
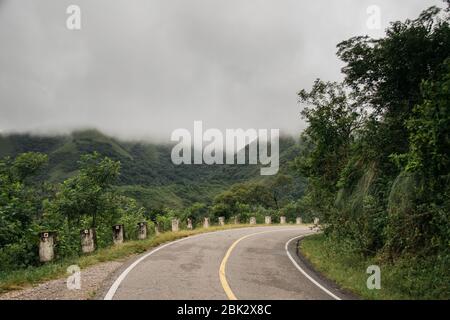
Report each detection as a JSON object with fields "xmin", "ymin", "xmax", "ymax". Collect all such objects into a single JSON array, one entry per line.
[{"xmin": 0, "ymin": 0, "xmax": 440, "ymax": 141}]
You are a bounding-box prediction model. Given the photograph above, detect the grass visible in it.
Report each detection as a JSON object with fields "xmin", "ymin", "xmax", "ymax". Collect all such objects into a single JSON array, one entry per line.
[
  {"xmin": 0, "ymin": 224, "xmax": 255, "ymax": 294},
  {"xmin": 299, "ymin": 233, "xmax": 450, "ymax": 300}
]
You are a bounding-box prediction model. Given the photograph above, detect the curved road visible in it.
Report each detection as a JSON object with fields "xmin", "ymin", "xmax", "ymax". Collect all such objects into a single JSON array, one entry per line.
[{"xmin": 102, "ymin": 226, "xmax": 349, "ymax": 300}]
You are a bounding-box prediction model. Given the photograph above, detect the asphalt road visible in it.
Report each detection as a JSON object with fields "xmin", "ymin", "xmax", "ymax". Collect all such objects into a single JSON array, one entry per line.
[{"xmin": 102, "ymin": 226, "xmax": 350, "ymax": 300}]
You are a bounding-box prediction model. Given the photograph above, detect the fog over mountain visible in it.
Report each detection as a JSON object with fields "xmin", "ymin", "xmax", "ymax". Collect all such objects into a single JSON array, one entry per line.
[{"xmin": 0, "ymin": 0, "xmax": 440, "ymax": 142}]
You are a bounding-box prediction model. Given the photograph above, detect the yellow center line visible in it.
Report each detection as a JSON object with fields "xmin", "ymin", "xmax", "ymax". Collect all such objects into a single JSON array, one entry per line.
[{"xmin": 219, "ymin": 228, "xmax": 298, "ymax": 300}]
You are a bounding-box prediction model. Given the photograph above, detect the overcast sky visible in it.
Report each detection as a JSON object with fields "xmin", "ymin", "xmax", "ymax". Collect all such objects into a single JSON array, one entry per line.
[{"xmin": 0, "ymin": 0, "xmax": 442, "ymax": 142}]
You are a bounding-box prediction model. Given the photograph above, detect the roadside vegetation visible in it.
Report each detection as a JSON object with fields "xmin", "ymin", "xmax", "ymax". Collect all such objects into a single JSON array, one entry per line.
[
  {"xmin": 300, "ymin": 234, "xmax": 448, "ymax": 299},
  {"xmin": 0, "ymin": 224, "xmax": 255, "ymax": 293},
  {"xmin": 296, "ymin": 3, "xmax": 449, "ymax": 299},
  {"xmin": 0, "ymin": 148, "xmax": 306, "ymax": 275}
]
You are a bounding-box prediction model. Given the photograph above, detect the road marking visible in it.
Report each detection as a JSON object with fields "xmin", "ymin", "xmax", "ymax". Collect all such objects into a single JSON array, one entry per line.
[
  {"xmin": 104, "ymin": 226, "xmax": 299, "ymax": 300},
  {"xmin": 219, "ymin": 228, "xmax": 305, "ymax": 300},
  {"xmin": 104, "ymin": 234, "xmax": 198, "ymax": 300},
  {"xmin": 219, "ymin": 234, "xmax": 254, "ymax": 300},
  {"xmin": 285, "ymin": 235, "xmax": 341, "ymax": 300}
]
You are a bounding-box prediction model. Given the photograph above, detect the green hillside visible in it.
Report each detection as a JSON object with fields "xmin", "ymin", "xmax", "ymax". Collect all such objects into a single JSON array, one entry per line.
[{"xmin": 0, "ymin": 129, "xmax": 304, "ymax": 211}]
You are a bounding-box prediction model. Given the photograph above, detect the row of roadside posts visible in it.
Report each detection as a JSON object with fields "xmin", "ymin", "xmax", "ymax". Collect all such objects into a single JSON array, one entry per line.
[{"xmin": 38, "ymin": 216, "xmax": 320, "ymax": 263}]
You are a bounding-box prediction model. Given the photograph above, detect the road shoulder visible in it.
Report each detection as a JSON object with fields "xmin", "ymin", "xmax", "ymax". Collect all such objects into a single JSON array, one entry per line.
[{"xmin": 291, "ymin": 235, "xmax": 359, "ymax": 300}]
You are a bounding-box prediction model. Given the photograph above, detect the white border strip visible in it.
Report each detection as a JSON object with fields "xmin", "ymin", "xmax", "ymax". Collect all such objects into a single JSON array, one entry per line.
[
  {"xmin": 104, "ymin": 235, "xmax": 198, "ymax": 300},
  {"xmin": 285, "ymin": 235, "xmax": 341, "ymax": 300}
]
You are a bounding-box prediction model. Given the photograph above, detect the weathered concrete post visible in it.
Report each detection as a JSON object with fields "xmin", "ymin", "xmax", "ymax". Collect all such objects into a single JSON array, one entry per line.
[
  {"xmin": 112, "ymin": 224, "xmax": 124, "ymax": 245},
  {"xmin": 265, "ymin": 216, "xmax": 272, "ymax": 224},
  {"xmin": 250, "ymin": 216, "xmax": 256, "ymax": 225},
  {"xmin": 187, "ymin": 218, "xmax": 193, "ymax": 230},
  {"xmin": 137, "ymin": 222, "xmax": 147, "ymax": 240},
  {"xmin": 296, "ymin": 217, "xmax": 302, "ymax": 225},
  {"xmin": 280, "ymin": 216, "xmax": 286, "ymax": 224},
  {"xmin": 314, "ymin": 217, "xmax": 320, "ymax": 225},
  {"xmin": 39, "ymin": 231, "xmax": 56, "ymax": 262},
  {"xmin": 80, "ymin": 228, "xmax": 96, "ymax": 253},
  {"xmin": 203, "ymin": 217, "xmax": 210, "ymax": 228},
  {"xmin": 218, "ymin": 216, "xmax": 225, "ymax": 226},
  {"xmin": 171, "ymin": 219, "xmax": 180, "ymax": 232},
  {"xmin": 234, "ymin": 216, "xmax": 239, "ymax": 224}
]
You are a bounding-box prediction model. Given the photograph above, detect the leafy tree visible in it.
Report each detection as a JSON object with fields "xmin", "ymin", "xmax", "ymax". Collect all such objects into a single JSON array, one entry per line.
[
  {"xmin": 386, "ymin": 60, "xmax": 450, "ymax": 255},
  {"xmin": 267, "ymin": 174, "xmax": 293, "ymax": 209},
  {"xmin": 212, "ymin": 181, "xmax": 275, "ymax": 218},
  {"xmin": 337, "ymin": 4, "xmax": 450, "ymax": 165},
  {"xmin": 51, "ymin": 152, "xmax": 120, "ymax": 228},
  {"xmin": 296, "ymin": 2, "xmax": 450, "ymax": 262},
  {"xmin": 297, "ymin": 81, "xmax": 364, "ymax": 192},
  {"xmin": 0, "ymin": 152, "xmax": 48, "ymax": 269},
  {"xmin": 403, "ymin": 60, "xmax": 450, "ymax": 180},
  {"xmin": 0, "ymin": 153, "xmax": 48, "ymax": 245}
]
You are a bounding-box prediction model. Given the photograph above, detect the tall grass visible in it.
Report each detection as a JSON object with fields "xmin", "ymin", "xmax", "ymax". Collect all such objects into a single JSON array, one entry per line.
[{"xmin": 300, "ymin": 233, "xmax": 449, "ymax": 300}]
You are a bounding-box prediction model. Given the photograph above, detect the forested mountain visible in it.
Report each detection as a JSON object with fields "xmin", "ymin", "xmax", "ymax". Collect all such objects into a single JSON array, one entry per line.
[{"xmin": 0, "ymin": 129, "xmax": 304, "ymax": 210}]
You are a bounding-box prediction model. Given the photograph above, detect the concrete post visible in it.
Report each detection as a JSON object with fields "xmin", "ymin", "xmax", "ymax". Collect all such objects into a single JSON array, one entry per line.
[
  {"xmin": 296, "ymin": 217, "xmax": 302, "ymax": 225},
  {"xmin": 171, "ymin": 219, "xmax": 180, "ymax": 232},
  {"xmin": 187, "ymin": 218, "xmax": 193, "ymax": 230},
  {"xmin": 265, "ymin": 216, "xmax": 272, "ymax": 224},
  {"xmin": 154, "ymin": 222, "xmax": 160, "ymax": 235},
  {"xmin": 80, "ymin": 228, "xmax": 96, "ymax": 253},
  {"xmin": 234, "ymin": 216, "xmax": 239, "ymax": 224},
  {"xmin": 137, "ymin": 222, "xmax": 147, "ymax": 240},
  {"xmin": 250, "ymin": 216, "xmax": 256, "ymax": 225},
  {"xmin": 203, "ymin": 217, "xmax": 210, "ymax": 228},
  {"xmin": 112, "ymin": 224, "xmax": 124, "ymax": 245},
  {"xmin": 218, "ymin": 216, "xmax": 225, "ymax": 226},
  {"xmin": 39, "ymin": 231, "xmax": 56, "ymax": 262},
  {"xmin": 280, "ymin": 216, "xmax": 286, "ymax": 224},
  {"xmin": 314, "ymin": 217, "xmax": 320, "ymax": 225}
]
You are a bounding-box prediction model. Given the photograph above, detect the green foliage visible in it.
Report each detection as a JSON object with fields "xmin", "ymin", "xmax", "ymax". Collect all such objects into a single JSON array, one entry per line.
[
  {"xmin": 386, "ymin": 62, "xmax": 450, "ymax": 258},
  {"xmin": 0, "ymin": 152, "xmax": 49, "ymax": 269},
  {"xmin": 297, "ymin": 80, "xmax": 363, "ymax": 191},
  {"xmin": 404, "ymin": 60, "xmax": 450, "ymax": 178},
  {"xmin": 155, "ymin": 213, "xmax": 174, "ymax": 232},
  {"xmin": 0, "ymin": 151, "xmax": 148, "ymax": 272},
  {"xmin": 51, "ymin": 152, "xmax": 121, "ymax": 227},
  {"xmin": 296, "ymin": 3, "xmax": 450, "ymax": 299},
  {"xmin": 183, "ymin": 202, "xmax": 208, "ymax": 226},
  {"xmin": 211, "ymin": 176, "xmax": 296, "ymax": 223},
  {"xmin": 337, "ymin": 4, "xmax": 450, "ymax": 165},
  {"xmin": 301, "ymin": 234, "xmax": 450, "ymax": 299},
  {"xmin": 0, "ymin": 131, "xmax": 304, "ymax": 214},
  {"xmin": 212, "ymin": 181, "xmax": 275, "ymax": 218}
]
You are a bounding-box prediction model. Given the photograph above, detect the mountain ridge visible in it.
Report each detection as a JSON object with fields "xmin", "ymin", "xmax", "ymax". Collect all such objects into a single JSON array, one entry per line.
[{"xmin": 0, "ymin": 129, "xmax": 304, "ymax": 210}]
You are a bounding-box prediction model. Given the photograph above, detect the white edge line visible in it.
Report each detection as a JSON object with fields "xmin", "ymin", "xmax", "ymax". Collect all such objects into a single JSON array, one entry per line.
[
  {"xmin": 104, "ymin": 235, "xmax": 195, "ymax": 300},
  {"xmin": 104, "ymin": 226, "xmax": 301, "ymax": 300},
  {"xmin": 285, "ymin": 235, "xmax": 342, "ymax": 300}
]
